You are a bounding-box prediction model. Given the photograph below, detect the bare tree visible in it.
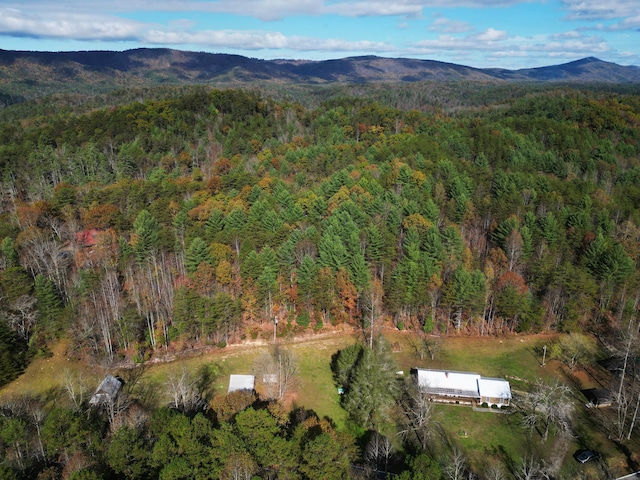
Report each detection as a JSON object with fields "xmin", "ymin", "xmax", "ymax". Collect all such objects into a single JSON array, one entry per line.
[
  {"xmin": 17, "ymin": 227, "xmax": 71, "ymax": 300},
  {"xmin": 445, "ymin": 447, "xmax": 468, "ymax": 480},
  {"xmin": 364, "ymin": 431, "xmax": 393, "ymax": 474},
  {"xmin": 483, "ymin": 463, "xmax": 506, "ymax": 480},
  {"xmin": 504, "ymin": 230, "xmax": 523, "ymax": 272},
  {"xmin": 409, "ymin": 334, "xmax": 440, "ymax": 361},
  {"xmin": 61, "ymin": 368, "xmax": 89, "ymax": 411},
  {"xmin": 6, "ymin": 294, "xmax": 37, "ymax": 340},
  {"xmin": 397, "ymin": 379, "xmax": 436, "ymax": 451},
  {"xmin": 166, "ymin": 364, "xmax": 216, "ymax": 413},
  {"xmin": 29, "ymin": 402, "xmax": 47, "ymax": 462},
  {"xmin": 82, "ymin": 266, "xmax": 124, "ymax": 360},
  {"xmin": 519, "ymin": 379, "xmax": 573, "ymax": 442},
  {"xmin": 611, "ymin": 313, "xmax": 640, "ymax": 441},
  {"xmin": 126, "ymin": 253, "xmax": 175, "ymax": 351},
  {"xmin": 223, "ymin": 452, "xmax": 257, "ymax": 480},
  {"xmin": 254, "ymin": 346, "xmax": 298, "ymax": 401},
  {"xmin": 513, "ymin": 456, "xmax": 548, "ymax": 480}
]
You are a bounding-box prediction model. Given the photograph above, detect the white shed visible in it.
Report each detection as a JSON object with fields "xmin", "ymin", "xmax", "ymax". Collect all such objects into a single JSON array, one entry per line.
[{"xmin": 228, "ymin": 374, "xmax": 256, "ymax": 393}]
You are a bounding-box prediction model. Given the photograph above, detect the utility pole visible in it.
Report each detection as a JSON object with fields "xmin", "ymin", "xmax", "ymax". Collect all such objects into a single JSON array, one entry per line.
[{"xmin": 273, "ymin": 317, "xmax": 278, "ymax": 345}]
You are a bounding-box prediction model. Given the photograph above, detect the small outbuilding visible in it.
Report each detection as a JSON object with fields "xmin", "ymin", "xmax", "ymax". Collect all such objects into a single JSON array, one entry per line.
[
  {"xmin": 89, "ymin": 375, "xmax": 124, "ymax": 406},
  {"xmin": 583, "ymin": 388, "xmax": 613, "ymax": 408},
  {"xmin": 228, "ymin": 374, "xmax": 255, "ymax": 393}
]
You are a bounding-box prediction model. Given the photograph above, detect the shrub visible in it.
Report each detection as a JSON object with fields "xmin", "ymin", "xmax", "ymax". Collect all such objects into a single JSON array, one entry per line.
[
  {"xmin": 423, "ymin": 316, "xmax": 435, "ymax": 334},
  {"xmin": 297, "ymin": 311, "xmax": 310, "ymax": 328}
]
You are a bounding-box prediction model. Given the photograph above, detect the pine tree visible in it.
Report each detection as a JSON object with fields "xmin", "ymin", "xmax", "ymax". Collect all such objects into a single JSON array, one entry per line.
[
  {"xmin": 34, "ymin": 274, "xmax": 63, "ymax": 332},
  {"xmin": 132, "ymin": 209, "xmax": 160, "ymax": 262},
  {"xmin": 185, "ymin": 237, "xmax": 213, "ymax": 274},
  {"xmin": 0, "ymin": 237, "xmax": 18, "ymax": 267},
  {"xmin": 318, "ymin": 233, "xmax": 348, "ymax": 271},
  {"xmin": 205, "ymin": 209, "xmax": 225, "ymax": 240}
]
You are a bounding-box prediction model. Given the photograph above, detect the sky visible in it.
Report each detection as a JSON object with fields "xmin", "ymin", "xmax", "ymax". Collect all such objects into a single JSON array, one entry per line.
[{"xmin": 0, "ymin": 0, "xmax": 638, "ymax": 69}]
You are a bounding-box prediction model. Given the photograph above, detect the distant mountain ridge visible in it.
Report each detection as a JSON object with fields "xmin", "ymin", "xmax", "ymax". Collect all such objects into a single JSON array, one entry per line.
[{"xmin": 0, "ymin": 48, "xmax": 639, "ymax": 98}]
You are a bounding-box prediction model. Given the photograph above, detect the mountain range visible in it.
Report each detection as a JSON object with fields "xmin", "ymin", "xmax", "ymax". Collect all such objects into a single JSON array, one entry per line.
[{"xmin": 1, "ymin": 48, "xmax": 639, "ymax": 100}]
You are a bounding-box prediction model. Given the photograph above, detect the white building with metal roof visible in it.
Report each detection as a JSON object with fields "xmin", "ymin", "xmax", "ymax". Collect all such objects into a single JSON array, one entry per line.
[
  {"xmin": 228, "ymin": 374, "xmax": 256, "ymax": 393},
  {"xmin": 413, "ymin": 369, "xmax": 511, "ymax": 407}
]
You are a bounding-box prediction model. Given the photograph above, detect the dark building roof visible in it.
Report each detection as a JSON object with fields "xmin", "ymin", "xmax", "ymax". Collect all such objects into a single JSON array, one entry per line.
[{"xmin": 89, "ymin": 375, "xmax": 123, "ymax": 406}]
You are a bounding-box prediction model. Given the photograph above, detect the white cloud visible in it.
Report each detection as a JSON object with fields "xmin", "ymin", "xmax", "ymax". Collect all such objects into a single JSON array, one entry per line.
[
  {"xmin": 560, "ymin": 0, "xmax": 638, "ymax": 23},
  {"xmin": 409, "ymin": 28, "xmax": 612, "ymax": 65},
  {"xmin": 429, "ymin": 17, "xmax": 474, "ymax": 33},
  {"xmin": 551, "ymin": 30, "xmax": 581, "ymax": 39},
  {"xmin": 605, "ymin": 15, "xmax": 640, "ymax": 31},
  {"xmin": 323, "ymin": 1, "xmax": 424, "ymax": 18},
  {"xmin": 475, "ymin": 28, "xmax": 508, "ymax": 41},
  {"xmin": 413, "ymin": 28, "xmax": 509, "ymax": 52},
  {"xmin": 536, "ymin": 36, "xmax": 610, "ymax": 55},
  {"xmin": 144, "ymin": 29, "xmax": 394, "ymax": 53},
  {"xmin": 0, "ymin": 8, "xmax": 142, "ymax": 40},
  {"xmin": 0, "ymin": 1, "xmax": 542, "ymax": 22}
]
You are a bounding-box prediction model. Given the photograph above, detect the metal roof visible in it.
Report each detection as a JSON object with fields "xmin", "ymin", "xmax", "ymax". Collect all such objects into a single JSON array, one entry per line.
[
  {"xmin": 228, "ymin": 374, "xmax": 255, "ymax": 393},
  {"xmin": 414, "ymin": 369, "xmax": 511, "ymax": 400},
  {"xmin": 89, "ymin": 375, "xmax": 123, "ymax": 405},
  {"xmin": 477, "ymin": 377, "xmax": 512, "ymax": 400},
  {"xmin": 415, "ymin": 369, "xmax": 481, "ymax": 398}
]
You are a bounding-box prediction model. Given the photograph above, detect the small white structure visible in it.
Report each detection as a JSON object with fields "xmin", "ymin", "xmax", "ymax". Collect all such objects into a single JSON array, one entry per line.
[
  {"xmin": 477, "ymin": 377, "xmax": 512, "ymax": 406},
  {"xmin": 228, "ymin": 374, "xmax": 255, "ymax": 393},
  {"xmin": 89, "ymin": 375, "xmax": 124, "ymax": 406},
  {"xmin": 413, "ymin": 368, "xmax": 511, "ymax": 407},
  {"xmin": 262, "ymin": 373, "xmax": 278, "ymax": 384}
]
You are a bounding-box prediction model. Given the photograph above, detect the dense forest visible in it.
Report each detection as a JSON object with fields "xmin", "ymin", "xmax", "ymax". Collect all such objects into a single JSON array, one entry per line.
[{"xmin": 1, "ymin": 81, "xmax": 640, "ymax": 478}]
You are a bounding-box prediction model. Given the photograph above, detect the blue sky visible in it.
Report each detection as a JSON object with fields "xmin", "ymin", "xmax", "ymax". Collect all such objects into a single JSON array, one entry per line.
[{"xmin": 0, "ymin": 0, "xmax": 638, "ymax": 69}]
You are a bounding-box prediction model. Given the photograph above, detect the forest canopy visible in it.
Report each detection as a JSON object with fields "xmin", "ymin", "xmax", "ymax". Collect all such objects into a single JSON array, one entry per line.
[{"xmin": 1, "ymin": 84, "xmax": 640, "ymax": 366}]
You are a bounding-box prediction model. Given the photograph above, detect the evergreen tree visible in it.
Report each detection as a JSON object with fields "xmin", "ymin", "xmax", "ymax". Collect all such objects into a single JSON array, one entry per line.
[
  {"xmin": 132, "ymin": 209, "xmax": 160, "ymax": 262},
  {"xmin": 205, "ymin": 208, "xmax": 225, "ymax": 240},
  {"xmin": 341, "ymin": 337, "xmax": 399, "ymax": 429},
  {"xmin": 186, "ymin": 237, "xmax": 213, "ymax": 274},
  {"xmin": 319, "ymin": 233, "xmax": 348, "ymax": 271},
  {"xmin": 34, "ymin": 274, "xmax": 63, "ymax": 333},
  {"xmin": 0, "ymin": 237, "xmax": 18, "ymax": 267}
]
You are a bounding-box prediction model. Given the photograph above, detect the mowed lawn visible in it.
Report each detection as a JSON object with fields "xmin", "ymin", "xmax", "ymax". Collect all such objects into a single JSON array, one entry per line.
[
  {"xmin": 386, "ymin": 331, "xmax": 558, "ymax": 381},
  {"xmin": 0, "ymin": 330, "xmax": 558, "ymax": 417}
]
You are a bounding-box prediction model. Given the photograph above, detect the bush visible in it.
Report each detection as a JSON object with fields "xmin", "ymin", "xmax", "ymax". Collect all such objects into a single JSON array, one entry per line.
[
  {"xmin": 423, "ymin": 316, "xmax": 435, "ymax": 334},
  {"xmin": 297, "ymin": 311, "xmax": 310, "ymax": 328}
]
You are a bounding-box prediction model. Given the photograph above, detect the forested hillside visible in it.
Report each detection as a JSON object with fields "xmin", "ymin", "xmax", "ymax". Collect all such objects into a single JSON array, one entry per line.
[
  {"xmin": 1, "ymin": 49, "xmax": 639, "ymax": 104},
  {"xmin": 2, "ymin": 85, "xmax": 640, "ymax": 360},
  {"xmin": 1, "ymin": 83, "xmax": 640, "ymax": 478}
]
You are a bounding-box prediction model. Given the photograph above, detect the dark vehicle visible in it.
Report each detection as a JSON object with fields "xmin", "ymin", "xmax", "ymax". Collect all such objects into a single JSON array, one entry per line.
[{"xmin": 575, "ymin": 450, "xmax": 600, "ymax": 464}]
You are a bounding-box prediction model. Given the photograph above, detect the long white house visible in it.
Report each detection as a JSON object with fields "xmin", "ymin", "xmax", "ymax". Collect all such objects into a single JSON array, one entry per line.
[{"xmin": 412, "ymin": 368, "xmax": 512, "ymax": 407}]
